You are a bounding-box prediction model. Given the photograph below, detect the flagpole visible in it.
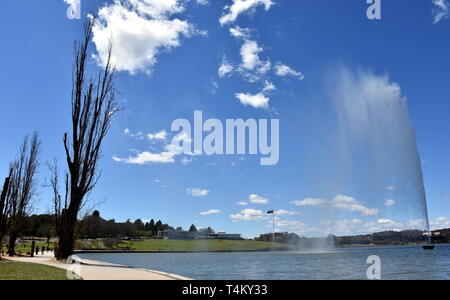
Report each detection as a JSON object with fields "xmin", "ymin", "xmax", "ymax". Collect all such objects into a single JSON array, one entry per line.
[{"xmin": 267, "ymin": 210, "xmax": 275, "ymax": 243}]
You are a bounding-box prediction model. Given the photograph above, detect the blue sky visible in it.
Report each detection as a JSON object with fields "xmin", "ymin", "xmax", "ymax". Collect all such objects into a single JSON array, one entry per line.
[{"xmin": 1, "ymin": 0, "xmax": 450, "ymax": 238}]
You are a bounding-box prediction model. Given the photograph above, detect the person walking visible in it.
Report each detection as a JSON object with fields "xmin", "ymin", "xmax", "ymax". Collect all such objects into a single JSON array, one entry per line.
[{"xmin": 31, "ymin": 241, "xmax": 36, "ymax": 257}]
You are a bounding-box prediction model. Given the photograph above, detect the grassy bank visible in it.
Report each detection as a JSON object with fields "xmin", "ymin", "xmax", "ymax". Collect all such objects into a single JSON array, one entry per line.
[
  {"xmin": 0, "ymin": 261, "xmax": 75, "ymax": 280},
  {"xmin": 113, "ymin": 239, "xmax": 295, "ymax": 252}
]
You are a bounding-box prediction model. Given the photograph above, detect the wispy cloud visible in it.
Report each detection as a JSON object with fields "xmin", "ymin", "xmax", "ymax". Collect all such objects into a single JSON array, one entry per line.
[
  {"xmin": 431, "ymin": 216, "xmax": 450, "ymax": 229},
  {"xmin": 220, "ymin": 0, "xmax": 274, "ymax": 26},
  {"xmin": 113, "ymin": 132, "xmax": 192, "ymax": 165},
  {"xmin": 275, "ymin": 209, "xmax": 299, "ymax": 216},
  {"xmin": 235, "ymin": 92, "xmax": 269, "ymax": 109},
  {"xmin": 384, "ymin": 199, "xmax": 396, "ymax": 207},
  {"xmin": 432, "ymin": 0, "xmax": 449, "ymax": 23},
  {"xmin": 274, "ymin": 62, "xmax": 304, "ymax": 80},
  {"xmin": 291, "ymin": 198, "xmax": 326, "ymax": 207},
  {"xmin": 249, "ymin": 194, "xmax": 269, "ymax": 204},
  {"xmin": 147, "ymin": 130, "xmax": 167, "ymax": 141},
  {"xmin": 230, "ymin": 208, "xmax": 267, "ymax": 221},
  {"xmin": 291, "ymin": 195, "xmax": 380, "ymax": 217},
  {"xmin": 218, "ymin": 56, "xmax": 234, "ymax": 78},
  {"xmin": 200, "ymin": 209, "xmax": 221, "ymax": 215},
  {"xmin": 187, "ymin": 188, "xmax": 210, "ymax": 197}
]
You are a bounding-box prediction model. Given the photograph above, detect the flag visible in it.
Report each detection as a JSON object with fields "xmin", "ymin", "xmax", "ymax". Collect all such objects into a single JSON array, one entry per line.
[{"xmin": 267, "ymin": 210, "xmax": 274, "ymax": 214}]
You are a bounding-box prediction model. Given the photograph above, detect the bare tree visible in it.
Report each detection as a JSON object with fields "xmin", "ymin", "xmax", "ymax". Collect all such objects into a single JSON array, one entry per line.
[
  {"xmin": 7, "ymin": 132, "xmax": 41, "ymax": 256},
  {"xmin": 55, "ymin": 18, "xmax": 117, "ymax": 260},
  {"xmin": 0, "ymin": 170, "xmax": 12, "ymax": 245}
]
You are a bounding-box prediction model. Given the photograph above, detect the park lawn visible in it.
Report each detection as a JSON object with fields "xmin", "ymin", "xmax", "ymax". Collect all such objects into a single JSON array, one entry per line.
[
  {"xmin": 0, "ymin": 261, "xmax": 76, "ymax": 280},
  {"xmin": 2, "ymin": 241, "xmax": 55, "ymax": 256},
  {"xmin": 116, "ymin": 239, "xmax": 295, "ymax": 252}
]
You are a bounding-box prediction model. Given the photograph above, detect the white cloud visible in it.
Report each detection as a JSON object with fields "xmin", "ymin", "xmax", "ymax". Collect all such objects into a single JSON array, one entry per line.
[
  {"xmin": 432, "ymin": 0, "xmax": 449, "ymax": 23},
  {"xmin": 239, "ymin": 40, "xmax": 270, "ymax": 74},
  {"xmin": 196, "ymin": 0, "xmax": 209, "ymax": 5},
  {"xmin": 127, "ymin": 0, "xmax": 186, "ymax": 18},
  {"xmin": 187, "ymin": 188, "xmax": 210, "ymax": 197},
  {"xmin": 180, "ymin": 157, "xmax": 194, "ymax": 165},
  {"xmin": 363, "ymin": 219, "xmax": 404, "ymax": 233},
  {"xmin": 386, "ymin": 186, "xmax": 396, "ymax": 191},
  {"xmin": 237, "ymin": 201, "xmax": 248, "ymax": 206},
  {"xmin": 113, "ymin": 131, "xmax": 192, "ymax": 164},
  {"xmin": 274, "ymin": 220, "xmax": 314, "ymax": 235},
  {"xmin": 226, "ymin": 26, "xmax": 274, "ymax": 85},
  {"xmin": 249, "ymin": 194, "xmax": 269, "ymax": 204},
  {"xmin": 275, "ymin": 209, "xmax": 299, "ymax": 216},
  {"xmin": 199, "ymin": 209, "xmax": 221, "ymax": 215},
  {"xmin": 235, "ymin": 92, "xmax": 269, "ymax": 109},
  {"xmin": 291, "ymin": 198, "xmax": 326, "ymax": 207},
  {"xmin": 148, "ymin": 130, "xmax": 167, "ymax": 140},
  {"xmin": 92, "ymin": 0, "xmax": 201, "ymax": 74},
  {"xmin": 218, "ymin": 56, "xmax": 234, "ymax": 78},
  {"xmin": 219, "ymin": 0, "xmax": 274, "ymax": 26},
  {"xmin": 331, "ymin": 195, "xmax": 380, "ymax": 217},
  {"xmin": 274, "ymin": 62, "xmax": 304, "ymax": 80},
  {"xmin": 113, "ymin": 151, "xmax": 175, "ymax": 164},
  {"xmin": 430, "ymin": 217, "xmax": 450, "ymax": 230},
  {"xmin": 262, "ymin": 80, "xmax": 276, "ymax": 92},
  {"xmin": 291, "ymin": 195, "xmax": 379, "ymax": 217},
  {"xmin": 321, "ymin": 218, "xmax": 433, "ymax": 236},
  {"xmin": 384, "ymin": 199, "xmax": 396, "ymax": 207},
  {"xmin": 235, "ymin": 77, "xmax": 275, "ymax": 110},
  {"xmin": 229, "ymin": 26, "xmax": 251, "ymax": 39},
  {"xmin": 230, "ymin": 208, "xmax": 267, "ymax": 221},
  {"xmin": 321, "ymin": 219, "xmax": 363, "ymax": 235}
]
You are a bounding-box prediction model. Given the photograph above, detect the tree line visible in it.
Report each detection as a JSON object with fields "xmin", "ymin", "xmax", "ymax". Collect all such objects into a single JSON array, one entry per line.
[{"xmin": 0, "ymin": 209, "xmax": 207, "ymax": 244}]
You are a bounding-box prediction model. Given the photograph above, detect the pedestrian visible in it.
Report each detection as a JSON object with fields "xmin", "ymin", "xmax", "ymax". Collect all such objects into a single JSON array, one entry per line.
[
  {"xmin": 35, "ymin": 246, "xmax": 39, "ymax": 256},
  {"xmin": 41, "ymin": 246, "xmax": 45, "ymax": 255},
  {"xmin": 31, "ymin": 241, "xmax": 36, "ymax": 258}
]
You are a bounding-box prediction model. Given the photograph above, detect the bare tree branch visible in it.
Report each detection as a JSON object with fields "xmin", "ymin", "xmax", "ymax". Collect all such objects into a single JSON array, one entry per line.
[{"xmin": 56, "ymin": 18, "xmax": 118, "ymax": 260}]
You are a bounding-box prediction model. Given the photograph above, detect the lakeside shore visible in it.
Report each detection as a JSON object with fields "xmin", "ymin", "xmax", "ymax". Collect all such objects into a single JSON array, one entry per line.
[{"xmin": 1, "ymin": 254, "xmax": 191, "ymax": 280}]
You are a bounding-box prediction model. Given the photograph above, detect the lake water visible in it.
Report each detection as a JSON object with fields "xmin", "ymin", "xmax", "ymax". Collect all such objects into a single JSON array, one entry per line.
[{"xmin": 78, "ymin": 244, "xmax": 450, "ymax": 280}]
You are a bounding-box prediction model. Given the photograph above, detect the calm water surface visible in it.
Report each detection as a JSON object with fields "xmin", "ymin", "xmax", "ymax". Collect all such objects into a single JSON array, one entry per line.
[{"xmin": 78, "ymin": 244, "xmax": 450, "ymax": 280}]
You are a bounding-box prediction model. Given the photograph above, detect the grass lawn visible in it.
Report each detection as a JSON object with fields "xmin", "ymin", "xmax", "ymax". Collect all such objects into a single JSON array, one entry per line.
[
  {"xmin": 0, "ymin": 261, "xmax": 75, "ymax": 280},
  {"xmin": 115, "ymin": 239, "xmax": 295, "ymax": 252}
]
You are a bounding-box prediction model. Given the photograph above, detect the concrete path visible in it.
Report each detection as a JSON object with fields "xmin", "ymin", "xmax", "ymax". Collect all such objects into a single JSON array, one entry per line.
[{"xmin": 2, "ymin": 253, "xmax": 191, "ymax": 280}]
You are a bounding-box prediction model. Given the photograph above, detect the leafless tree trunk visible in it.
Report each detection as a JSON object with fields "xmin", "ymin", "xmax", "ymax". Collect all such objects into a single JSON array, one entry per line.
[
  {"xmin": 55, "ymin": 18, "xmax": 117, "ymax": 260},
  {"xmin": 6, "ymin": 132, "xmax": 41, "ymax": 256},
  {"xmin": 0, "ymin": 170, "xmax": 12, "ymax": 245}
]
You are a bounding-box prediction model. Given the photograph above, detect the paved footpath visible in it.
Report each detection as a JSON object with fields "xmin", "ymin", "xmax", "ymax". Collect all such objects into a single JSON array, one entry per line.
[{"xmin": 2, "ymin": 253, "xmax": 191, "ymax": 280}]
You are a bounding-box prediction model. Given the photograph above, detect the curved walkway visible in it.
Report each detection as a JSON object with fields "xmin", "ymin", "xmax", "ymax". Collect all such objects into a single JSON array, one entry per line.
[{"xmin": 2, "ymin": 253, "xmax": 191, "ymax": 280}]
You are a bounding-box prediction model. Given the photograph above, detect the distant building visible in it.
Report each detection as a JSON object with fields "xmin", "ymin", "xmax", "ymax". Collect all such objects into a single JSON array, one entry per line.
[
  {"xmin": 158, "ymin": 230, "xmax": 242, "ymax": 240},
  {"xmin": 212, "ymin": 232, "xmax": 242, "ymax": 240},
  {"xmin": 255, "ymin": 232, "xmax": 300, "ymax": 244}
]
